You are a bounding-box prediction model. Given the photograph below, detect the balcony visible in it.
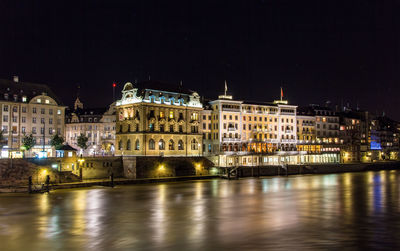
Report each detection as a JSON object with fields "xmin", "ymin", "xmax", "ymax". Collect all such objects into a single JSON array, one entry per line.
[
  {"xmin": 281, "ymin": 139, "xmax": 297, "ymax": 143},
  {"xmin": 222, "ymin": 138, "xmax": 241, "ymax": 142},
  {"xmin": 227, "ymin": 127, "xmax": 236, "ymax": 131}
]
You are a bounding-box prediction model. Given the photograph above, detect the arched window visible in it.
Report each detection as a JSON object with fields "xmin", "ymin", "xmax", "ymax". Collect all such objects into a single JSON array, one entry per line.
[
  {"xmin": 191, "ymin": 139, "xmax": 198, "ymax": 150},
  {"xmin": 149, "ymin": 139, "xmax": 155, "ymax": 150},
  {"xmin": 118, "ymin": 140, "xmax": 122, "ymax": 150},
  {"xmin": 135, "ymin": 139, "xmax": 140, "ymax": 150},
  {"xmin": 159, "ymin": 139, "xmax": 165, "ymax": 150},
  {"xmin": 126, "ymin": 139, "xmax": 131, "ymax": 150},
  {"xmin": 169, "ymin": 139, "xmax": 175, "ymax": 150},
  {"xmin": 178, "ymin": 140, "xmax": 184, "ymax": 150}
]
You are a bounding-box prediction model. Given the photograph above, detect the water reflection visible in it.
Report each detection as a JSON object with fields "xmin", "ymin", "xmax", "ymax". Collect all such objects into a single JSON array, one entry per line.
[{"xmin": 1, "ymin": 170, "xmax": 400, "ymax": 249}]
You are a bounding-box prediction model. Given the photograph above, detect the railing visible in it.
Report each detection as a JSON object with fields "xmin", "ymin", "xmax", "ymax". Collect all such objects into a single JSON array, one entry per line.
[{"xmin": 222, "ymin": 138, "xmax": 241, "ymax": 142}]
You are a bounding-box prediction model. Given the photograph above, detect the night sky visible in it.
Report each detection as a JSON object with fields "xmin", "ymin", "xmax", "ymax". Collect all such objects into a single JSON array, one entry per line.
[{"xmin": 0, "ymin": 1, "xmax": 399, "ymax": 119}]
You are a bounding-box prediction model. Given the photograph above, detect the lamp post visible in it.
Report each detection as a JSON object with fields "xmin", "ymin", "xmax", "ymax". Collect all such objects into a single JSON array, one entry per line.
[{"xmin": 198, "ymin": 143, "xmax": 201, "ymax": 156}]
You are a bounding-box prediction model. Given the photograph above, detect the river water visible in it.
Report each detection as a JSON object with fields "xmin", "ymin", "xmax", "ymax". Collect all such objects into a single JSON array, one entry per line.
[{"xmin": 1, "ymin": 170, "xmax": 400, "ymax": 250}]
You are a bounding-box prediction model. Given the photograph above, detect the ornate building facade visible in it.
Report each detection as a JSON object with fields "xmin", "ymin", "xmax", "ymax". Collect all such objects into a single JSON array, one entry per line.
[
  {"xmin": 115, "ymin": 81, "xmax": 203, "ymax": 156},
  {"xmin": 0, "ymin": 77, "xmax": 66, "ymax": 157},
  {"xmin": 65, "ymin": 99, "xmax": 116, "ymax": 156}
]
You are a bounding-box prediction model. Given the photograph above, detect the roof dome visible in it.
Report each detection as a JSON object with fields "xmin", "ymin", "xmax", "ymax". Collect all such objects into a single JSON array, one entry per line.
[{"xmin": 123, "ymin": 82, "xmax": 134, "ymax": 91}]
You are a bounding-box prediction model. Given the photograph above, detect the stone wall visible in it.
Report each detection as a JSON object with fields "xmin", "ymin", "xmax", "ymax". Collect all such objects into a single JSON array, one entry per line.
[
  {"xmin": 132, "ymin": 156, "xmax": 214, "ymax": 178},
  {"xmin": 79, "ymin": 157, "xmax": 123, "ymax": 179},
  {"xmin": 0, "ymin": 159, "xmax": 69, "ymax": 187}
]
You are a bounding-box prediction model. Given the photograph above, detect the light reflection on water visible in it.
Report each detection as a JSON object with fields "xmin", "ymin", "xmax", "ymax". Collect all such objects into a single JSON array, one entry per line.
[{"xmin": 1, "ymin": 170, "xmax": 400, "ymax": 250}]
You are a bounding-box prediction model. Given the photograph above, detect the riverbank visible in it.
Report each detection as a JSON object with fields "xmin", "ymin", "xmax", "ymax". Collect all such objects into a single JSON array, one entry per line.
[
  {"xmin": 1, "ymin": 161, "xmax": 400, "ymax": 193},
  {"xmin": 228, "ymin": 161, "xmax": 400, "ymax": 178},
  {"xmin": 0, "ymin": 175, "xmax": 219, "ymax": 193}
]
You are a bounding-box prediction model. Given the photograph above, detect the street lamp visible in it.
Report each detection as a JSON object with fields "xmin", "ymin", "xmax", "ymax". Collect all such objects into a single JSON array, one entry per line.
[{"xmin": 198, "ymin": 143, "xmax": 201, "ymax": 156}]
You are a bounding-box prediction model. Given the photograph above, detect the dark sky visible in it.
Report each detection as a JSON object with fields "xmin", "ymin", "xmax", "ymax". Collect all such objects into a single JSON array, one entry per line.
[{"xmin": 0, "ymin": 0, "xmax": 399, "ymax": 119}]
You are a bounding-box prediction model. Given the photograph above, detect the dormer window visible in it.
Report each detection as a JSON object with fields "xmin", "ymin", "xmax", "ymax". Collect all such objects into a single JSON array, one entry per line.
[
  {"xmin": 4, "ymin": 93, "xmax": 8, "ymax": 100},
  {"xmin": 22, "ymin": 96, "xmax": 27, "ymax": 102},
  {"xmin": 45, "ymin": 99, "xmax": 49, "ymax": 104},
  {"xmin": 37, "ymin": 98, "xmax": 41, "ymax": 103},
  {"xmin": 13, "ymin": 94, "xmax": 17, "ymax": 101}
]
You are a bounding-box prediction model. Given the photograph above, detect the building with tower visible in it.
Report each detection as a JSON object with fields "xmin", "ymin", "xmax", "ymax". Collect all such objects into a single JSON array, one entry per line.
[{"xmin": 65, "ymin": 95, "xmax": 116, "ymax": 156}]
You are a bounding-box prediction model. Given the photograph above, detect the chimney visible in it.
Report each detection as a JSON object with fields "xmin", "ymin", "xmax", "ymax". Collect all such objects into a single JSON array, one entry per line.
[{"xmin": 13, "ymin": 76, "xmax": 19, "ymax": 82}]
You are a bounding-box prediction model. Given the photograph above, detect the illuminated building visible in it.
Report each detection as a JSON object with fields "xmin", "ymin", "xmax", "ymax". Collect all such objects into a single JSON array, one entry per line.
[
  {"xmin": 0, "ymin": 77, "xmax": 66, "ymax": 158},
  {"xmin": 369, "ymin": 116, "xmax": 399, "ymax": 161},
  {"xmin": 65, "ymin": 99, "xmax": 116, "ymax": 156},
  {"xmin": 115, "ymin": 81, "xmax": 203, "ymax": 156},
  {"xmin": 200, "ymin": 85, "xmax": 342, "ymax": 166},
  {"xmin": 338, "ymin": 109, "xmax": 370, "ymax": 163}
]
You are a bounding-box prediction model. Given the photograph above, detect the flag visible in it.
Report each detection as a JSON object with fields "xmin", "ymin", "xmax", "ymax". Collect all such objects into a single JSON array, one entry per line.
[
  {"xmin": 281, "ymin": 87, "xmax": 284, "ymax": 99},
  {"xmin": 224, "ymin": 80, "xmax": 228, "ymax": 94}
]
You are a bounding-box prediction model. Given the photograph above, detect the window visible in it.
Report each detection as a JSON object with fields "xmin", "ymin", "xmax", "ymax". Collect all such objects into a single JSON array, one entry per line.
[
  {"xmin": 159, "ymin": 139, "xmax": 165, "ymax": 150},
  {"xmin": 159, "ymin": 111, "xmax": 164, "ymax": 118},
  {"xmin": 32, "ymin": 117, "xmax": 36, "ymax": 123},
  {"xmin": 49, "ymin": 118, "xmax": 53, "ymax": 124},
  {"xmin": 12, "ymin": 116, "xmax": 17, "ymax": 123},
  {"xmin": 169, "ymin": 111, "xmax": 174, "ymax": 119},
  {"xmin": 37, "ymin": 98, "xmax": 41, "ymax": 103},
  {"xmin": 159, "ymin": 124, "xmax": 164, "ymax": 132},
  {"xmin": 22, "ymin": 96, "xmax": 27, "ymax": 102},
  {"xmin": 32, "ymin": 127, "xmax": 36, "ymax": 134},
  {"xmin": 178, "ymin": 140, "xmax": 184, "ymax": 150},
  {"xmin": 3, "ymin": 115, "xmax": 8, "ymax": 122},
  {"xmin": 179, "ymin": 125, "xmax": 183, "ymax": 133},
  {"xmin": 169, "ymin": 139, "xmax": 175, "ymax": 150},
  {"xmin": 118, "ymin": 140, "xmax": 123, "ymax": 150},
  {"xmin": 40, "ymin": 127, "xmax": 44, "ymax": 134},
  {"xmin": 149, "ymin": 123, "xmax": 154, "ymax": 131},
  {"xmin": 191, "ymin": 139, "xmax": 198, "ymax": 150},
  {"xmin": 22, "ymin": 107, "xmax": 26, "ymax": 113},
  {"xmin": 33, "ymin": 107, "xmax": 37, "ymax": 113},
  {"xmin": 49, "ymin": 128, "xmax": 53, "ymax": 134},
  {"xmin": 170, "ymin": 125, "xmax": 174, "ymax": 132},
  {"xmin": 41, "ymin": 118, "xmax": 45, "ymax": 124},
  {"xmin": 57, "ymin": 109, "xmax": 61, "ymax": 115},
  {"xmin": 191, "ymin": 126, "xmax": 198, "ymax": 133},
  {"xmin": 21, "ymin": 117, "xmax": 26, "ymax": 123},
  {"xmin": 135, "ymin": 139, "xmax": 140, "ymax": 150},
  {"xmin": 149, "ymin": 139, "xmax": 155, "ymax": 150},
  {"xmin": 191, "ymin": 113, "xmax": 199, "ymax": 121},
  {"xmin": 49, "ymin": 109, "xmax": 53, "ymax": 115},
  {"xmin": 2, "ymin": 126, "xmax": 7, "ymax": 133},
  {"xmin": 45, "ymin": 99, "xmax": 50, "ymax": 104},
  {"xmin": 3, "ymin": 106, "xmax": 8, "ymax": 112},
  {"xmin": 126, "ymin": 139, "xmax": 131, "ymax": 150},
  {"xmin": 13, "ymin": 106, "xmax": 17, "ymax": 112},
  {"xmin": 22, "ymin": 127, "xmax": 26, "ymax": 133}
]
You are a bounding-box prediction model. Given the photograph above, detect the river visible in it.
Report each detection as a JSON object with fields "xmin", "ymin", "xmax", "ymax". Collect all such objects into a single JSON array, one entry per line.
[{"xmin": 1, "ymin": 170, "xmax": 400, "ymax": 250}]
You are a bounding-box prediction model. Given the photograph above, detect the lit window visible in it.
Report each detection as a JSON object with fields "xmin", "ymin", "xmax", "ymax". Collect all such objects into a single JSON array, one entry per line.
[
  {"xmin": 37, "ymin": 98, "xmax": 41, "ymax": 103},
  {"xmin": 169, "ymin": 111, "xmax": 174, "ymax": 119},
  {"xmin": 57, "ymin": 109, "xmax": 61, "ymax": 115},
  {"xmin": 22, "ymin": 96, "xmax": 27, "ymax": 102},
  {"xmin": 45, "ymin": 99, "xmax": 50, "ymax": 104}
]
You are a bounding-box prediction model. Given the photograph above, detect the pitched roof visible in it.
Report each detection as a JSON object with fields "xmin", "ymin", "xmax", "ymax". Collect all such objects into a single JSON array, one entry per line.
[
  {"xmin": 0, "ymin": 78, "xmax": 63, "ymax": 105},
  {"xmin": 57, "ymin": 144, "xmax": 77, "ymax": 151}
]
